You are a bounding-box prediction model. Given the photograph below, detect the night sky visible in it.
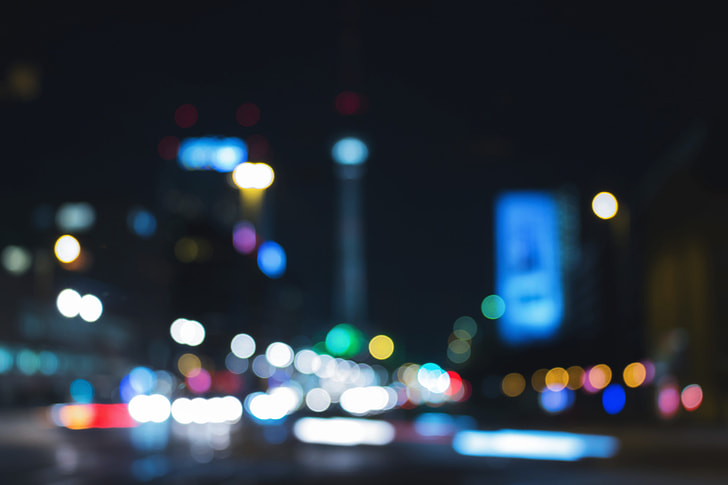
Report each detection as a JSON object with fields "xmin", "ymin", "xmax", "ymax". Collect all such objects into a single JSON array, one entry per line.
[{"xmin": 2, "ymin": 3, "xmax": 726, "ymax": 368}]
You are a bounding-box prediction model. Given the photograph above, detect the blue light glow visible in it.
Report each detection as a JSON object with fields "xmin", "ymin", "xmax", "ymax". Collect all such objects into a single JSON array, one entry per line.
[
  {"xmin": 178, "ymin": 137, "xmax": 247, "ymax": 172},
  {"xmin": 0, "ymin": 347, "xmax": 12, "ymax": 373},
  {"xmin": 539, "ymin": 388, "xmax": 575, "ymax": 414},
  {"xmin": 332, "ymin": 137, "xmax": 368, "ymax": 165},
  {"xmin": 128, "ymin": 208, "xmax": 157, "ymax": 238},
  {"xmin": 257, "ymin": 241, "xmax": 286, "ymax": 279},
  {"xmin": 602, "ymin": 383, "xmax": 626, "ymax": 415},
  {"xmin": 494, "ymin": 192, "xmax": 564, "ymax": 345},
  {"xmin": 70, "ymin": 379, "xmax": 94, "ymax": 404},
  {"xmin": 129, "ymin": 367, "xmax": 157, "ymax": 395},
  {"xmin": 453, "ymin": 429, "xmax": 620, "ymax": 461}
]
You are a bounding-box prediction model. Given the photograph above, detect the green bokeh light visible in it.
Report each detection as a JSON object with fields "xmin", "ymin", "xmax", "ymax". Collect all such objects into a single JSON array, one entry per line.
[
  {"xmin": 325, "ymin": 323, "xmax": 364, "ymax": 357},
  {"xmin": 481, "ymin": 294, "xmax": 506, "ymax": 319}
]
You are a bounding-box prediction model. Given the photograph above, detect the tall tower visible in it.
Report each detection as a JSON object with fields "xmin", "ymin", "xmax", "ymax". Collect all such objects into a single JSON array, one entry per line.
[{"xmin": 332, "ymin": 137, "xmax": 368, "ymax": 325}]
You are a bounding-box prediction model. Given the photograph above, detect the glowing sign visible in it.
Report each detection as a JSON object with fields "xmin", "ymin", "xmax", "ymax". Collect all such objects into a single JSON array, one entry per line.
[
  {"xmin": 177, "ymin": 137, "xmax": 247, "ymax": 172},
  {"xmin": 494, "ymin": 191, "xmax": 564, "ymax": 345}
]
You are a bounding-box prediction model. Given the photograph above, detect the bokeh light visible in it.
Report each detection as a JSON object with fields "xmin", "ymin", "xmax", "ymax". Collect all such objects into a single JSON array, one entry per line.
[
  {"xmin": 332, "ymin": 137, "xmax": 368, "ymax": 165},
  {"xmin": 657, "ymin": 382, "xmax": 681, "ymax": 419},
  {"xmin": 294, "ymin": 349, "xmax": 321, "ymax": 374},
  {"xmin": 54, "ymin": 235, "xmax": 81, "ymax": 263},
  {"xmin": 681, "ymin": 384, "xmax": 703, "ymax": 411},
  {"xmin": 157, "ymin": 136, "xmax": 180, "ymax": 160},
  {"xmin": 232, "ymin": 221, "xmax": 257, "ymax": 254},
  {"xmin": 225, "ymin": 352, "xmax": 249, "ymax": 375},
  {"xmin": 566, "ymin": 366, "xmax": 584, "ymax": 390},
  {"xmin": 592, "ymin": 192, "xmax": 618, "ymax": 219},
  {"xmin": 232, "ymin": 162, "xmax": 275, "ymax": 190},
  {"xmin": 169, "ymin": 318, "xmax": 205, "ymax": 346},
  {"xmin": 128, "ymin": 394, "xmax": 171, "ymax": 423},
  {"xmin": 79, "ymin": 294, "xmax": 103, "ymax": 323},
  {"xmin": 588, "ymin": 364, "xmax": 612, "ymax": 391},
  {"xmin": 623, "ymin": 362, "xmax": 646, "ymax": 388},
  {"xmin": 177, "ymin": 353, "xmax": 202, "ymax": 377},
  {"xmin": 39, "ymin": 351, "xmax": 59, "ymax": 375},
  {"xmin": 56, "ymin": 289, "xmax": 82, "ymax": 318},
  {"xmin": 325, "ymin": 323, "xmax": 364, "ymax": 358},
  {"xmin": 0, "ymin": 347, "xmax": 13, "ymax": 373},
  {"xmin": 129, "ymin": 367, "xmax": 157, "ymax": 395},
  {"xmin": 236, "ymin": 103, "xmax": 260, "ymax": 127},
  {"xmin": 539, "ymin": 388, "xmax": 575, "ymax": 414},
  {"xmin": 257, "ymin": 241, "xmax": 286, "ymax": 278},
  {"xmin": 265, "ymin": 342, "xmax": 294, "ymax": 368},
  {"xmin": 368, "ymin": 335, "xmax": 394, "ymax": 360},
  {"xmin": 187, "ymin": 368, "xmax": 212, "ymax": 394},
  {"xmin": 230, "ymin": 333, "xmax": 256, "ymax": 359},
  {"xmin": 1, "ymin": 245, "xmax": 32, "ymax": 275},
  {"xmin": 56, "ymin": 202, "xmax": 95, "ymax": 232},
  {"xmin": 178, "ymin": 137, "xmax": 247, "ymax": 172},
  {"xmin": 447, "ymin": 339, "xmax": 471, "ymax": 364},
  {"xmin": 545, "ymin": 367, "xmax": 569, "ymax": 391},
  {"xmin": 501, "ymin": 372, "xmax": 526, "ymax": 397},
  {"xmin": 70, "ymin": 379, "xmax": 94, "ymax": 404},
  {"xmin": 127, "ymin": 208, "xmax": 157, "ymax": 238},
  {"xmin": 174, "ymin": 104, "xmax": 198, "ymax": 128},
  {"xmin": 602, "ymin": 384, "xmax": 626, "ymax": 415},
  {"xmin": 453, "ymin": 316, "xmax": 478, "ymax": 339},
  {"xmin": 481, "ymin": 294, "xmax": 506, "ymax": 319},
  {"xmin": 16, "ymin": 349, "xmax": 39, "ymax": 375},
  {"xmin": 531, "ymin": 368, "xmax": 548, "ymax": 392},
  {"xmin": 305, "ymin": 388, "xmax": 332, "ymax": 412},
  {"xmin": 335, "ymin": 91, "xmax": 361, "ymax": 115}
]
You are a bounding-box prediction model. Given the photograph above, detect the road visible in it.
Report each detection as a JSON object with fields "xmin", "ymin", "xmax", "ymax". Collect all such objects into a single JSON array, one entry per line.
[{"xmin": 2, "ymin": 409, "xmax": 728, "ymax": 484}]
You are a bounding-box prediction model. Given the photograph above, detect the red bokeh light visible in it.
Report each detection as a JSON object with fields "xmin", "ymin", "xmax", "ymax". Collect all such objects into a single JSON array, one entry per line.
[
  {"xmin": 681, "ymin": 384, "xmax": 703, "ymax": 411},
  {"xmin": 335, "ymin": 91, "xmax": 361, "ymax": 115},
  {"xmin": 246, "ymin": 134, "xmax": 269, "ymax": 160},
  {"xmin": 236, "ymin": 103, "xmax": 260, "ymax": 127},
  {"xmin": 174, "ymin": 104, "xmax": 198, "ymax": 128},
  {"xmin": 158, "ymin": 136, "xmax": 180, "ymax": 160}
]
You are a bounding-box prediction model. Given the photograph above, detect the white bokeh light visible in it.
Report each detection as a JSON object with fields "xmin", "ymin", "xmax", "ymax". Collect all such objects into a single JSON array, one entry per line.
[
  {"xmin": 56, "ymin": 289, "xmax": 82, "ymax": 318},
  {"xmin": 79, "ymin": 294, "xmax": 103, "ymax": 323},
  {"xmin": 265, "ymin": 342, "xmax": 294, "ymax": 368},
  {"xmin": 305, "ymin": 388, "xmax": 331, "ymax": 413},
  {"xmin": 230, "ymin": 333, "xmax": 256, "ymax": 358}
]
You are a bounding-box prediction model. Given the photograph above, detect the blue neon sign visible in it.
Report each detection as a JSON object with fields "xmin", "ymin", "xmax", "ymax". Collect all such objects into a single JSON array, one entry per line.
[
  {"xmin": 178, "ymin": 137, "xmax": 247, "ymax": 172},
  {"xmin": 494, "ymin": 191, "xmax": 564, "ymax": 345}
]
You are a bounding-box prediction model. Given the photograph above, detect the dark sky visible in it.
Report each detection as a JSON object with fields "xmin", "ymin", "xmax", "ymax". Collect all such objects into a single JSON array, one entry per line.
[{"xmin": 2, "ymin": 2, "xmax": 726, "ymax": 367}]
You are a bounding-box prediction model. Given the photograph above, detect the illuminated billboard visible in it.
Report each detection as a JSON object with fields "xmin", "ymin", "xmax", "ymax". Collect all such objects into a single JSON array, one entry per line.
[{"xmin": 494, "ymin": 191, "xmax": 564, "ymax": 345}]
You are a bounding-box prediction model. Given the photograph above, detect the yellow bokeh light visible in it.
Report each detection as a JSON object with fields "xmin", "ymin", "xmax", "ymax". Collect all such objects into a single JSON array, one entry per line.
[
  {"xmin": 502, "ymin": 372, "xmax": 526, "ymax": 397},
  {"xmin": 59, "ymin": 404, "xmax": 95, "ymax": 430},
  {"xmin": 592, "ymin": 192, "xmax": 618, "ymax": 219},
  {"xmin": 623, "ymin": 362, "xmax": 646, "ymax": 388},
  {"xmin": 54, "ymin": 235, "xmax": 81, "ymax": 263},
  {"xmin": 531, "ymin": 368, "xmax": 548, "ymax": 393},
  {"xmin": 174, "ymin": 237, "xmax": 199, "ymax": 263},
  {"xmin": 566, "ymin": 366, "xmax": 584, "ymax": 390},
  {"xmin": 545, "ymin": 367, "xmax": 569, "ymax": 391},
  {"xmin": 177, "ymin": 353, "xmax": 202, "ymax": 377},
  {"xmin": 588, "ymin": 364, "xmax": 612, "ymax": 390},
  {"xmin": 368, "ymin": 335, "xmax": 394, "ymax": 360}
]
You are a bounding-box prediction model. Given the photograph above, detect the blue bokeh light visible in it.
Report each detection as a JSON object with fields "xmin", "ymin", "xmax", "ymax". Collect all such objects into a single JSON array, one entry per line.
[
  {"xmin": 602, "ymin": 383, "xmax": 626, "ymax": 415},
  {"xmin": 70, "ymin": 378, "xmax": 94, "ymax": 404},
  {"xmin": 257, "ymin": 241, "xmax": 286, "ymax": 279},
  {"xmin": 129, "ymin": 367, "xmax": 157, "ymax": 395},
  {"xmin": 538, "ymin": 388, "xmax": 575, "ymax": 414},
  {"xmin": 128, "ymin": 208, "xmax": 157, "ymax": 238},
  {"xmin": 178, "ymin": 137, "xmax": 247, "ymax": 172},
  {"xmin": 332, "ymin": 137, "xmax": 368, "ymax": 165}
]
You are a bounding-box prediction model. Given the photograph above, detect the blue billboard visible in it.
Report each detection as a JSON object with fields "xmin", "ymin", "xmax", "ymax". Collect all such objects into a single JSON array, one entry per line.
[{"xmin": 494, "ymin": 191, "xmax": 564, "ymax": 345}]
